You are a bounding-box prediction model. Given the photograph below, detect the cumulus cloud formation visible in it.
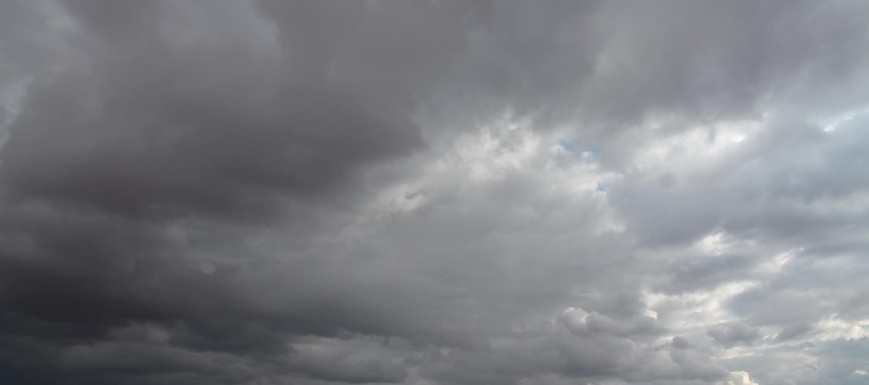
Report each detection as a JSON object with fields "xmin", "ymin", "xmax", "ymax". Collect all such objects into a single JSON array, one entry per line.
[{"xmin": 1, "ymin": 1, "xmax": 868, "ymax": 384}]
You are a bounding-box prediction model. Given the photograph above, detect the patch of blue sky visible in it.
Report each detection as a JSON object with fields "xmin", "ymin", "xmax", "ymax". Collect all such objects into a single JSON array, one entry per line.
[{"xmin": 558, "ymin": 138, "xmax": 600, "ymax": 158}]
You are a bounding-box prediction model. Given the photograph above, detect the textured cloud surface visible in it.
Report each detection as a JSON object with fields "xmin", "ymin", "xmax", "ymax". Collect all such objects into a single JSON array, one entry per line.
[{"xmin": 1, "ymin": 1, "xmax": 869, "ymax": 384}]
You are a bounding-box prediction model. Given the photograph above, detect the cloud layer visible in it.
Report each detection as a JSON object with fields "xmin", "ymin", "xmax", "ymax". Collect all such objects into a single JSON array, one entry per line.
[{"xmin": 1, "ymin": 1, "xmax": 869, "ymax": 384}]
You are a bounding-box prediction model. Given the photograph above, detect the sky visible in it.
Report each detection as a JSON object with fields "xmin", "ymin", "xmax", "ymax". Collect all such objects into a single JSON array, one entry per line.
[{"xmin": 1, "ymin": 1, "xmax": 868, "ymax": 385}]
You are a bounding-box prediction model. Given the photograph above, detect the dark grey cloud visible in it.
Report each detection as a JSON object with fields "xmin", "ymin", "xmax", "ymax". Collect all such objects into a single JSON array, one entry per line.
[
  {"xmin": 774, "ymin": 323, "xmax": 814, "ymax": 342},
  {"xmin": 655, "ymin": 254, "xmax": 757, "ymax": 295},
  {"xmin": 1, "ymin": 1, "xmax": 869, "ymax": 385},
  {"xmin": 707, "ymin": 323, "xmax": 762, "ymax": 349}
]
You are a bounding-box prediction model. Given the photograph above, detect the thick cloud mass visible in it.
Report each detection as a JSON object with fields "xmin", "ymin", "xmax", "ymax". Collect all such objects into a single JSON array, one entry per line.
[{"xmin": 1, "ymin": 1, "xmax": 869, "ymax": 384}]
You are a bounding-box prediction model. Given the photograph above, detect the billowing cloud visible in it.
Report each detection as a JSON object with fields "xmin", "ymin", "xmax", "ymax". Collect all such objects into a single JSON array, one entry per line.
[{"xmin": 1, "ymin": 1, "xmax": 869, "ymax": 384}]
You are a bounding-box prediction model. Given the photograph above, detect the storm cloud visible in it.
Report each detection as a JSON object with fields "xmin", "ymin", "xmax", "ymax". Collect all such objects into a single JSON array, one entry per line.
[{"xmin": 1, "ymin": 1, "xmax": 869, "ymax": 384}]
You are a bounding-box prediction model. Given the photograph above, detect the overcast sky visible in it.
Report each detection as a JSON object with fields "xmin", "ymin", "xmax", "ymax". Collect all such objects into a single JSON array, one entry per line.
[{"xmin": 1, "ymin": 1, "xmax": 869, "ymax": 384}]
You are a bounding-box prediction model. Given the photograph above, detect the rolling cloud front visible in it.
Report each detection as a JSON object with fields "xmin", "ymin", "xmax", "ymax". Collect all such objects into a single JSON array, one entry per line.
[{"xmin": 1, "ymin": 1, "xmax": 869, "ymax": 384}]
